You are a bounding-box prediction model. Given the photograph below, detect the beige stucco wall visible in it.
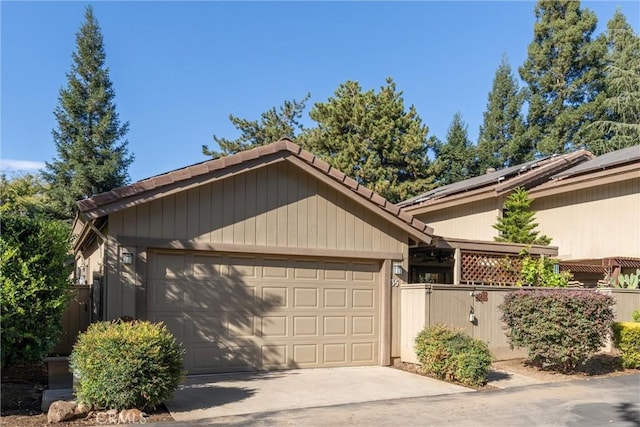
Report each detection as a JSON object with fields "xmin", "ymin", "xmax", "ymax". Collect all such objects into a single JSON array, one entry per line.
[
  {"xmin": 413, "ymin": 198, "xmax": 501, "ymax": 241},
  {"xmin": 533, "ymin": 177, "xmax": 640, "ymax": 260}
]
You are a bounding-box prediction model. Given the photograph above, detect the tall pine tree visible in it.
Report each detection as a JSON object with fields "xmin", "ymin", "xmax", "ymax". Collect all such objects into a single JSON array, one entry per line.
[
  {"xmin": 44, "ymin": 6, "xmax": 133, "ymax": 219},
  {"xmin": 477, "ymin": 55, "xmax": 530, "ymax": 172},
  {"xmin": 203, "ymin": 94, "xmax": 310, "ymax": 158},
  {"xmin": 301, "ymin": 78, "xmax": 434, "ymax": 203},
  {"xmin": 493, "ymin": 187, "xmax": 550, "ymax": 245},
  {"xmin": 587, "ymin": 10, "xmax": 640, "ymax": 155},
  {"xmin": 519, "ymin": 0, "xmax": 605, "ymax": 156},
  {"xmin": 431, "ymin": 113, "xmax": 477, "ymax": 186}
]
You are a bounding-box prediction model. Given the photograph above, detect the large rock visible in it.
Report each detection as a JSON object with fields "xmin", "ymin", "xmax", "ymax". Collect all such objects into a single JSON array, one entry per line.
[{"xmin": 47, "ymin": 400, "xmax": 77, "ymax": 423}]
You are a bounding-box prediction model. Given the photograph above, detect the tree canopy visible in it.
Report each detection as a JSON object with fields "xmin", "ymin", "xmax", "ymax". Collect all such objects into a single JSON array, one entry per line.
[
  {"xmin": 431, "ymin": 113, "xmax": 477, "ymax": 186},
  {"xmin": 203, "ymin": 94, "xmax": 310, "ymax": 158},
  {"xmin": 477, "ymin": 55, "xmax": 530, "ymax": 172},
  {"xmin": 519, "ymin": 0, "xmax": 605, "ymax": 156},
  {"xmin": 493, "ymin": 187, "xmax": 551, "ymax": 245},
  {"xmin": 302, "ymin": 78, "xmax": 435, "ymax": 203},
  {"xmin": 43, "ymin": 5, "xmax": 133, "ymax": 220},
  {"xmin": 586, "ymin": 10, "xmax": 640, "ymax": 155}
]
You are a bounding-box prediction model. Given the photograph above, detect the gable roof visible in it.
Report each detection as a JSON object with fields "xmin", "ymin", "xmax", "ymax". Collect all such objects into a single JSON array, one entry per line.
[
  {"xmin": 399, "ymin": 150, "xmax": 594, "ymax": 214},
  {"xmin": 77, "ymin": 138, "xmax": 433, "ymax": 243},
  {"xmin": 529, "ymin": 145, "xmax": 640, "ymax": 198},
  {"xmin": 551, "ymin": 145, "xmax": 640, "ymax": 180}
]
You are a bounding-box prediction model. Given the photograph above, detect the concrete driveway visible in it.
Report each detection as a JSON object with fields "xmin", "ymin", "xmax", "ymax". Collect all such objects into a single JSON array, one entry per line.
[{"xmin": 165, "ymin": 366, "xmax": 471, "ymax": 422}]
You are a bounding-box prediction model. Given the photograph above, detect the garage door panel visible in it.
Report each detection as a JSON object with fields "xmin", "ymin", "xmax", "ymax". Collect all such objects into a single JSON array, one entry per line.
[
  {"xmin": 262, "ymin": 287, "xmax": 287, "ymax": 308},
  {"xmin": 261, "ymin": 344, "xmax": 288, "ymax": 368},
  {"xmin": 323, "ymin": 316, "xmax": 347, "ymax": 336},
  {"xmin": 352, "ymin": 342, "xmax": 376, "ymax": 363},
  {"xmin": 352, "ymin": 289, "xmax": 375, "ymax": 308},
  {"xmin": 323, "ymin": 343, "xmax": 347, "ymax": 363},
  {"xmin": 227, "ymin": 316, "xmax": 256, "ymax": 338},
  {"xmin": 293, "ymin": 316, "xmax": 318, "ymax": 337},
  {"xmin": 147, "ymin": 250, "xmax": 380, "ymax": 373},
  {"xmin": 293, "ymin": 288, "xmax": 318, "ymax": 308},
  {"xmin": 352, "ymin": 316, "xmax": 375, "ymax": 335},
  {"xmin": 323, "ymin": 288, "xmax": 347, "ymax": 308},
  {"xmin": 227, "ymin": 256, "xmax": 257, "ymax": 278},
  {"xmin": 260, "ymin": 316, "xmax": 287, "ymax": 337},
  {"xmin": 293, "ymin": 344, "xmax": 318, "ymax": 365}
]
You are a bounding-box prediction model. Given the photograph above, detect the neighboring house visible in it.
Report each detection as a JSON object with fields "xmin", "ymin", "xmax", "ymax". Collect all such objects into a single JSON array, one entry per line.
[
  {"xmin": 529, "ymin": 145, "xmax": 640, "ymax": 285},
  {"xmin": 72, "ymin": 139, "xmax": 433, "ymax": 374},
  {"xmin": 399, "ymin": 145, "xmax": 640, "ymax": 287},
  {"xmin": 398, "ymin": 150, "xmax": 593, "ymax": 241}
]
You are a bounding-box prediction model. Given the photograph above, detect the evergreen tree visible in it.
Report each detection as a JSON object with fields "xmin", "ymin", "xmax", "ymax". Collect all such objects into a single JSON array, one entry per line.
[
  {"xmin": 587, "ymin": 10, "xmax": 640, "ymax": 155},
  {"xmin": 301, "ymin": 78, "xmax": 434, "ymax": 204},
  {"xmin": 43, "ymin": 6, "xmax": 133, "ymax": 220},
  {"xmin": 519, "ymin": 0, "xmax": 606, "ymax": 156},
  {"xmin": 493, "ymin": 187, "xmax": 550, "ymax": 245},
  {"xmin": 477, "ymin": 56, "xmax": 530, "ymax": 172},
  {"xmin": 203, "ymin": 94, "xmax": 310, "ymax": 158},
  {"xmin": 431, "ymin": 113, "xmax": 477, "ymax": 186}
]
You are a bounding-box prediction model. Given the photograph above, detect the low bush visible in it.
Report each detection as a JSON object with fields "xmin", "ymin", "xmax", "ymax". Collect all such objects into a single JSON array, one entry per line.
[
  {"xmin": 612, "ymin": 322, "xmax": 640, "ymax": 369},
  {"xmin": 632, "ymin": 309, "xmax": 640, "ymax": 323},
  {"xmin": 70, "ymin": 320, "xmax": 184, "ymax": 410},
  {"xmin": 414, "ymin": 324, "xmax": 492, "ymax": 387},
  {"xmin": 499, "ymin": 290, "xmax": 614, "ymax": 373}
]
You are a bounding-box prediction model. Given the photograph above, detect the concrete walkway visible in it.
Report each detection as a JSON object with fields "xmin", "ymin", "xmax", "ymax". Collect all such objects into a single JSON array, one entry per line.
[
  {"xmin": 156, "ymin": 373, "xmax": 640, "ymax": 426},
  {"xmin": 165, "ymin": 366, "xmax": 472, "ymax": 422}
]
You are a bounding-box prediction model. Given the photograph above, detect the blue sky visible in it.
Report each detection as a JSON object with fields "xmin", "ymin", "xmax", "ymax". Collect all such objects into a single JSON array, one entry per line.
[{"xmin": 2, "ymin": 1, "xmax": 639, "ymax": 182}]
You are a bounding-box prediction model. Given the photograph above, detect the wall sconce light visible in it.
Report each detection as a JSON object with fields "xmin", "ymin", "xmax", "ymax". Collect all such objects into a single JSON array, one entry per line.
[
  {"xmin": 392, "ymin": 263, "xmax": 403, "ymax": 275},
  {"xmin": 121, "ymin": 252, "xmax": 134, "ymax": 265}
]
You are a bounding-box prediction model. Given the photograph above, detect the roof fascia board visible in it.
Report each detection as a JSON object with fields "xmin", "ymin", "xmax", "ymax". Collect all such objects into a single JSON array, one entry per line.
[
  {"xmin": 118, "ymin": 236, "xmax": 404, "ymax": 261},
  {"xmin": 425, "ymin": 236, "xmax": 559, "ymax": 256},
  {"xmin": 400, "ymin": 187, "xmax": 496, "ymax": 215},
  {"xmin": 286, "ymin": 156, "xmax": 433, "ymax": 243},
  {"xmin": 530, "ymin": 163, "xmax": 640, "ymax": 199}
]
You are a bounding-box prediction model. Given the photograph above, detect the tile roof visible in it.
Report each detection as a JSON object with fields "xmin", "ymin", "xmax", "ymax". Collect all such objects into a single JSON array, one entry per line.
[{"xmin": 77, "ymin": 139, "xmax": 433, "ymax": 242}]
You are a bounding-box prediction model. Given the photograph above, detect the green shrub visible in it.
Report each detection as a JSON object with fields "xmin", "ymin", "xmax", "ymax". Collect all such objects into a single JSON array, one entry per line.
[
  {"xmin": 70, "ymin": 320, "xmax": 184, "ymax": 410},
  {"xmin": 0, "ymin": 212, "xmax": 72, "ymax": 367},
  {"xmin": 632, "ymin": 309, "xmax": 640, "ymax": 323},
  {"xmin": 612, "ymin": 322, "xmax": 640, "ymax": 369},
  {"xmin": 414, "ymin": 324, "xmax": 492, "ymax": 387},
  {"xmin": 499, "ymin": 290, "xmax": 614, "ymax": 373},
  {"xmin": 519, "ymin": 255, "xmax": 571, "ymax": 287}
]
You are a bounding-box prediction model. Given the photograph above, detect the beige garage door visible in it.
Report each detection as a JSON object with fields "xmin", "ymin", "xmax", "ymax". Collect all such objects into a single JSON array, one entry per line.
[{"xmin": 147, "ymin": 250, "xmax": 380, "ymax": 374}]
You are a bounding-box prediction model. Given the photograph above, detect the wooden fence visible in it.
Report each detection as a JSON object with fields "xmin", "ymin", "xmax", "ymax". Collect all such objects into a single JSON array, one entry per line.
[
  {"xmin": 400, "ymin": 284, "xmax": 640, "ymax": 363},
  {"xmin": 51, "ymin": 285, "xmax": 91, "ymax": 355}
]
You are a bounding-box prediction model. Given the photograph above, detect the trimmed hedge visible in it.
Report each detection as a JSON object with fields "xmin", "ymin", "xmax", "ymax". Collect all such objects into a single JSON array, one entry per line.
[
  {"xmin": 414, "ymin": 324, "xmax": 492, "ymax": 387},
  {"xmin": 612, "ymin": 322, "xmax": 640, "ymax": 369},
  {"xmin": 70, "ymin": 320, "xmax": 184, "ymax": 410},
  {"xmin": 499, "ymin": 290, "xmax": 614, "ymax": 373}
]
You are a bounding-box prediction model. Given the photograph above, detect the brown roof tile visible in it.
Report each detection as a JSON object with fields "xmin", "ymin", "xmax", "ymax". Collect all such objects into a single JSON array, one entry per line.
[{"xmin": 77, "ymin": 138, "xmax": 433, "ymax": 242}]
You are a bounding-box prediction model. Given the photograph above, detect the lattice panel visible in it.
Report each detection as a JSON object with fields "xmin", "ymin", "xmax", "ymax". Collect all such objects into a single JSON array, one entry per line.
[{"xmin": 461, "ymin": 252, "xmax": 524, "ymax": 286}]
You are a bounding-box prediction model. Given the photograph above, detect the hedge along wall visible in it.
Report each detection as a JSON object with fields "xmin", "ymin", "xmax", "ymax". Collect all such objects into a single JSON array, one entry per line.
[{"xmin": 400, "ymin": 284, "xmax": 639, "ymax": 363}]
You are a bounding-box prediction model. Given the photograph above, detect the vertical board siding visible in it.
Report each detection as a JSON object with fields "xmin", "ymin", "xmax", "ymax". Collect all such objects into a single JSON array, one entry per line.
[
  {"xmin": 400, "ymin": 285, "xmax": 639, "ymax": 363},
  {"xmin": 533, "ymin": 178, "xmax": 640, "ymax": 260},
  {"xmin": 110, "ymin": 162, "xmax": 407, "ymax": 254},
  {"xmin": 415, "ymin": 199, "xmax": 500, "ymax": 241}
]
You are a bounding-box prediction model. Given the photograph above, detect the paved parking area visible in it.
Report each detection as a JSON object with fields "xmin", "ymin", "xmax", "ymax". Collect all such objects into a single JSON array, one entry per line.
[{"xmin": 165, "ymin": 366, "xmax": 472, "ymax": 422}]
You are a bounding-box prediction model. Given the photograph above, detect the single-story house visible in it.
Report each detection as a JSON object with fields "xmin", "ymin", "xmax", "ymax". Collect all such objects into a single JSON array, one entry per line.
[
  {"xmin": 72, "ymin": 139, "xmax": 434, "ymax": 374},
  {"xmin": 399, "ymin": 145, "xmax": 640, "ymax": 287}
]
